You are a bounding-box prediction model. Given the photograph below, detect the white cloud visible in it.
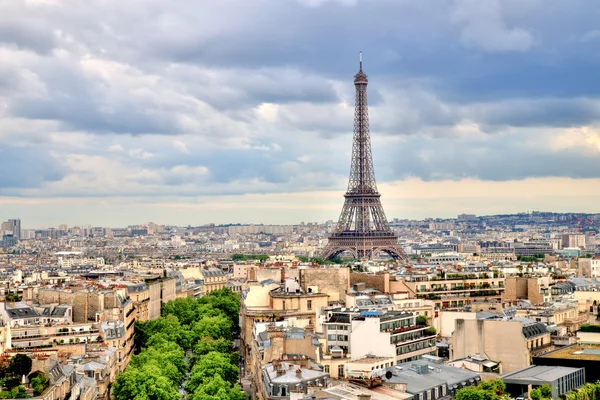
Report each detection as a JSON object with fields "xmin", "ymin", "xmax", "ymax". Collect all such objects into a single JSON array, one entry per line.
[{"xmin": 451, "ymin": 0, "xmax": 535, "ymax": 52}]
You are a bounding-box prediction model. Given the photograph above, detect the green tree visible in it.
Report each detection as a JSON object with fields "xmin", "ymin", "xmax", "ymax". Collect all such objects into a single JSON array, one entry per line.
[
  {"xmin": 191, "ymin": 315, "xmax": 232, "ymax": 343},
  {"xmin": 530, "ymin": 384, "xmax": 552, "ymax": 400},
  {"xmin": 188, "ymin": 375, "xmax": 245, "ymax": 400},
  {"xmin": 30, "ymin": 373, "xmax": 49, "ymax": 396},
  {"xmin": 113, "ymin": 364, "xmax": 181, "ymax": 400},
  {"xmin": 456, "ymin": 387, "xmax": 484, "ymax": 400},
  {"xmin": 186, "ymin": 352, "xmax": 239, "ymax": 393},
  {"xmin": 416, "ymin": 315, "xmax": 428, "ymax": 326},
  {"xmin": 130, "ymin": 344, "xmax": 187, "ymax": 385},
  {"xmin": 8, "ymin": 354, "xmax": 32, "ymax": 378},
  {"xmin": 194, "ymin": 337, "xmax": 231, "ymax": 356},
  {"xmin": 4, "ymin": 293, "xmax": 21, "ymax": 302},
  {"xmin": 231, "ymin": 254, "xmax": 246, "ymax": 261}
]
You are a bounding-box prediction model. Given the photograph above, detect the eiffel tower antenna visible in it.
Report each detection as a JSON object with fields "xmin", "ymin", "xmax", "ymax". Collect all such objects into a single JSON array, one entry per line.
[{"xmin": 322, "ymin": 53, "xmax": 407, "ymax": 261}]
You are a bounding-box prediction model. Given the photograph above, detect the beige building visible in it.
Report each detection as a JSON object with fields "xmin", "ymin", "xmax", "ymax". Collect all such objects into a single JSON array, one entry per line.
[
  {"xmin": 126, "ymin": 281, "xmax": 162, "ymax": 322},
  {"xmin": 241, "ymin": 278, "xmax": 328, "ymax": 370},
  {"xmin": 199, "ymin": 268, "xmax": 227, "ymax": 295},
  {"xmin": 396, "ymin": 274, "xmax": 505, "ymax": 310},
  {"xmin": 251, "ymin": 325, "xmax": 322, "ymax": 399},
  {"xmin": 451, "ymin": 318, "xmax": 551, "ymax": 373}
]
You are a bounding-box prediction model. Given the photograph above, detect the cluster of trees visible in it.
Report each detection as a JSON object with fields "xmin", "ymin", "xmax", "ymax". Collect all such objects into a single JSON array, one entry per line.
[
  {"xmin": 231, "ymin": 254, "xmax": 269, "ymax": 263},
  {"xmin": 517, "ymin": 254, "xmax": 547, "ymax": 262},
  {"xmin": 565, "ymin": 382, "xmax": 600, "ymax": 400},
  {"xmin": 580, "ymin": 324, "xmax": 600, "ymax": 333},
  {"xmin": 530, "ymin": 384, "xmax": 552, "ymax": 400},
  {"xmin": 297, "ymin": 255, "xmax": 343, "ymax": 265},
  {"xmin": 113, "ymin": 289, "xmax": 244, "ymax": 400},
  {"xmin": 455, "ymin": 379, "xmax": 509, "ymax": 400},
  {"xmin": 0, "ymin": 354, "xmax": 48, "ymax": 398}
]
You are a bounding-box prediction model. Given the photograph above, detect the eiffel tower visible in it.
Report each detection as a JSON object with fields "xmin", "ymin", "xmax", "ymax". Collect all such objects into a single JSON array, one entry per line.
[{"xmin": 322, "ymin": 53, "xmax": 407, "ymax": 261}]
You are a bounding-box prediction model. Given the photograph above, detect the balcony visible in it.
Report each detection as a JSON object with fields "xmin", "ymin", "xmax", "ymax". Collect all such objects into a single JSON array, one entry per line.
[{"xmin": 384, "ymin": 325, "xmax": 427, "ymax": 335}]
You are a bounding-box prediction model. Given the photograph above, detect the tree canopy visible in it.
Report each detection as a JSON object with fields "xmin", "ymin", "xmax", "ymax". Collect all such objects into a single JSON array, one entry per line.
[
  {"xmin": 456, "ymin": 379, "xmax": 508, "ymax": 400},
  {"xmin": 113, "ymin": 289, "xmax": 245, "ymax": 400}
]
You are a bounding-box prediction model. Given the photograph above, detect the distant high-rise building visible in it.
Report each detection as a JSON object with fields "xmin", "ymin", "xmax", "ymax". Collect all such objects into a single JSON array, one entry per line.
[
  {"xmin": 1, "ymin": 219, "xmax": 21, "ymax": 241},
  {"xmin": 457, "ymin": 214, "xmax": 477, "ymax": 221}
]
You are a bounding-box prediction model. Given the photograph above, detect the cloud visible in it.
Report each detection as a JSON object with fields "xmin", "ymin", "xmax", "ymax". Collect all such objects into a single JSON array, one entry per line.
[
  {"xmin": 451, "ymin": 0, "xmax": 535, "ymax": 53},
  {"xmin": 1, "ymin": 0, "xmax": 600, "ymax": 225}
]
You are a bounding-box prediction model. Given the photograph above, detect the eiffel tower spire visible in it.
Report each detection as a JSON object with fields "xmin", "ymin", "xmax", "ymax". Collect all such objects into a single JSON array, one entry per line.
[{"xmin": 323, "ymin": 54, "xmax": 407, "ymax": 261}]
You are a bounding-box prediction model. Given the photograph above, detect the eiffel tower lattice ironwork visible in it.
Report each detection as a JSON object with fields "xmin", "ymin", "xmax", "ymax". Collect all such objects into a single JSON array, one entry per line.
[{"xmin": 323, "ymin": 53, "xmax": 407, "ymax": 261}]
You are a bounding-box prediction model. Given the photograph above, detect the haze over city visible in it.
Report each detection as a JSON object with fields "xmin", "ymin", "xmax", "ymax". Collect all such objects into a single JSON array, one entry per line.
[{"xmin": 3, "ymin": 0, "xmax": 600, "ymax": 227}]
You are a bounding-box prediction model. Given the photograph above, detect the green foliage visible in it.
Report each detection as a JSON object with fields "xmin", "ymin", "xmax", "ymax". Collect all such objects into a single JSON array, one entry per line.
[
  {"xmin": 231, "ymin": 254, "xmax": 268, "ymax": 262},
  {"xmin": 456, "ymin": 387, "xmax": 485, "ymax": 400},
  {"xmin": 425, "ymin": 327, "xmax": 437, "ymax": 336},
  {"xmin": 4, "ymin": 293, "xmax": 21, "ymax": 302},
  {"xmin": 8, "ymin": 354, "xmax": 32, "ymax": 378},
  {"xmin": 416, "ymin": 315, "xmax": 428, "ymax": 326},
  {"xmin": 580, "ymin": 324, "xmax": 600, "ymax": 333},
  {"xmin": 115, "ymin": 289, "xmax": 243, "ymax": 400},
  {"xmin": 296, "ymin": 255, "xmax": 309, "ymax": 262},
  {"xmin": 0, "ymin": 385, "xmax": 30, "ymax": 399},
  {"xmin": 185, "ymin": 352, "xmax": 239, "ymax": 393},
  {"xmin": 188, "ymin": 375, "xmax": 245, "ymax": 400},
  {"xmin": 194, "ymin": 337, "xmax": 231, "ymax": 356},
  {"xmin": 113, "ymin": 364, "xmax": 181, "ymax": 400},
  {"xmin": 456, "ymin": 379, "xmax": 507, "ymax": 400},
  {"xmin": 30, "ymin": 373, "xmax": 49, "ymax": 396},
  {"xmin": 310, "ymin": 257, "xmax": 324, "ymax": 265},
  {"xmin": 192, "ymin": 315, "xmax": 232, "ymax": 343},
  {"xmin": 530, "ymin": 384, "xmax": 552, "ymax": 400},
  {"xmin": 565, "ymin": 382, "xmax": 600, "ymax": 400}
]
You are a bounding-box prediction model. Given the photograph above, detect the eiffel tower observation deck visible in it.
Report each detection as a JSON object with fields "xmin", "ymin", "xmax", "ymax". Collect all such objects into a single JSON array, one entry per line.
[{"xmin": 322, "ymin": 53, "xmax": 407, "ymax": 261}]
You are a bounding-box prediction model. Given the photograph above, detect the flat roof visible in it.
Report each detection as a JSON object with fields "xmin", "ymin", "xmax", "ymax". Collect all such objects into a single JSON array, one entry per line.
[
  {"xmin": 502, "ymin": 365, "xmax": 583, "ymax": 383},
  {"xmin": 348, "ymin": 355, "xmax": 394, "ymax": 365},
  {"xmin": 539, "ymin": 344, "xmax": 600, "ymax": 361}
]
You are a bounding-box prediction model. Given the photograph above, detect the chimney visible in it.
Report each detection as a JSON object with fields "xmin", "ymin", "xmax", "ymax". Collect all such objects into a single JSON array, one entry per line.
[
  {"xmin": 281, "ymin": 267, "xmax": 285, "ymax": 283},
  {"xmin": 296, "ymin": 368, "xmax": 302, "ymax": 379}
]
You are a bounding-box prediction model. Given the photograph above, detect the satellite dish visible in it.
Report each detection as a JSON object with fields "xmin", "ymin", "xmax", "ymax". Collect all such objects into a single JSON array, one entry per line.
[{"xmin": 385, "ymin": 371, "xmax": 393, "ymax": 380}]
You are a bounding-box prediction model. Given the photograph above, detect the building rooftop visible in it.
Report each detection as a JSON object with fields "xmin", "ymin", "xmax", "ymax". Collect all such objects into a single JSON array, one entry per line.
[
  {"xmin": 502, "ymin": 365, "xmax": 583, "ymax": 383},
  {"xmin": 384, "ymin": 357, "xmax": 480, "ymax": 394},
  {"xmin": 538, "ymin": 344, "xmax": 600, "ymax": 361}
]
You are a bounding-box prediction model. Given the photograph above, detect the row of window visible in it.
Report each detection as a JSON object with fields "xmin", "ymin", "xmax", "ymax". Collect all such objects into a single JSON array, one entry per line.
[
  {"xmin": 328, "ymin": 334, "xmax": 349, "ymax": 342},
  {"xmin": 380, "ymin": 318, "xmax": 415, "ymax": 332},
  {"xmin": 327, "ymin": 324, "xmax": 349, "ymax": 331},
  {"xmin": 396, "ymin": 339, "xmax": 436, "ymax": 355},
  {"xmin": 391, "ymin": 329, "xmax": 429, "ymax": 344}
]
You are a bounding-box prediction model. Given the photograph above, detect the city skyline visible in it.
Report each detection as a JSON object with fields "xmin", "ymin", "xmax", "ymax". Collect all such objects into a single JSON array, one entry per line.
[{"xmin": 3, "ymin": 0, "xmax": 600, "ymax": 226}]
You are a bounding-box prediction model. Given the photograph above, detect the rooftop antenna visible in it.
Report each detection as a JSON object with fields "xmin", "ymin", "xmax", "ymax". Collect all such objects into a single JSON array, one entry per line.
[{"xmin": 359, "ymin": 51, "xmax": 363, "ymax": 70}]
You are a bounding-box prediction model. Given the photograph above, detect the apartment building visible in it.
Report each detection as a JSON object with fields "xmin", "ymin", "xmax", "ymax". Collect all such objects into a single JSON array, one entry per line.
[
  {"xmin": 451, "ymin": 317, "xmax": 551, "ymax": 374},
  {"xmin": 321, "ymin": 309, "xmax": 437, "ymax": 378},
  {"xmin": 397, "ymin": 273, "xmax": 505, "ymax": 310},
  {"xmin": 502, "ymin": 277, "xmax": 575, "ymax": 305},
  {"xmin": 251, "ymin": 325, "xmax": 323, "ymax": 399},
  {"xmin": 199, "ymin": 268, "xmax": 227, "ymax": 295},
  {"xmin": 125, "ymin": 281, "xmax": 162, "ymax": 322},
  {"xmin": 240, "ymin": 278, "xmax": 328, "ymax": 370}
]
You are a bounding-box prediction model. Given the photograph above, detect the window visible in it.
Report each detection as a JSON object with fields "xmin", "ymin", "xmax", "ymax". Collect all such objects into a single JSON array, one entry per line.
[
  {"xmin": 328, "ymin": 335, "xmax": 336, "ymax": 341},
  {"xmin": 324, "ymin": 365, "xmax": 330, "ymax": 373},
  {"xmin": 282, "ymin": 300, "xmax": 286, "ymax": 310},
  {"xmin": 307, "ymin": 300, "xmax": 312, "ymax": 310},
  {"xmin": 338, "ymin": 365, "xmax": 345, "ymax": 378}
]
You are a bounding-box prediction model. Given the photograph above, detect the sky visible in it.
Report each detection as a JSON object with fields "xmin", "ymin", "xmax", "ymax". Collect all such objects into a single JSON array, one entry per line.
[{"xmin": 2, "ymin": 0, "xmax": 600, "ymax": 228}]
